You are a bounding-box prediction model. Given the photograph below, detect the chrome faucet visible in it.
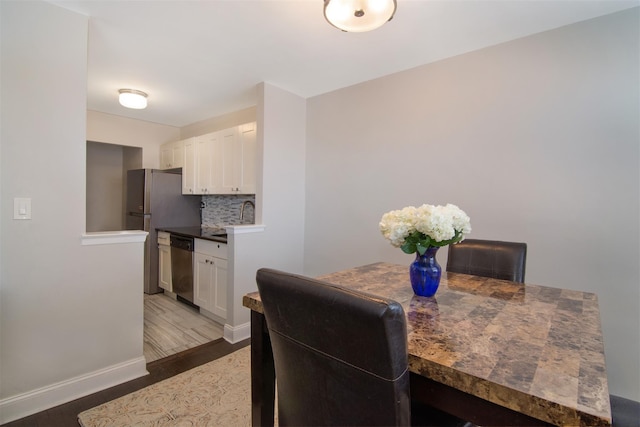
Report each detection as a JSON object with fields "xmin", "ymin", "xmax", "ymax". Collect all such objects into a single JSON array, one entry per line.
[{"xmin": 240, "ymin": 200, "xmax": 255, "ymax": 222}]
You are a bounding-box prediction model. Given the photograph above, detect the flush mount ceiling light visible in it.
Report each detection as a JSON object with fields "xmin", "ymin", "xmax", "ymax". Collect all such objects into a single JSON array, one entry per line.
[
  {"xmin": 118, "ymin": 89, "xmax": 148, "ymax": 109},
  {"xmin": 323, "ymin": 0, "xmax": 396, "ymax": 32}
]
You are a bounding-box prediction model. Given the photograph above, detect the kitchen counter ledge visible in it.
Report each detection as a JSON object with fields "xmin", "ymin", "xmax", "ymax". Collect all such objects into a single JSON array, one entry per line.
[
  {"xmin": 157, "ymin": 224, "xmax": 265, "ymax": 244},
  {"xmin": 156, "ymin": 226, "xmax": 227, "ymax": 243}
]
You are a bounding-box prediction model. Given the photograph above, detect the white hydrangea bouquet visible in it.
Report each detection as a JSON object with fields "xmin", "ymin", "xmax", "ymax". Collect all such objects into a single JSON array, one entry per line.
[{"xmin": 379, "ymin": 204, "xmax": 471, "ymax": 255}]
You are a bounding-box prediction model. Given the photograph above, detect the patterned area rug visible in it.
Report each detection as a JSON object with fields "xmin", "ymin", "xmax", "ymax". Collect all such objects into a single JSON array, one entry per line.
[{"xmin": 78, "ymin": 346, "xmax": 257, "ymax": 426}]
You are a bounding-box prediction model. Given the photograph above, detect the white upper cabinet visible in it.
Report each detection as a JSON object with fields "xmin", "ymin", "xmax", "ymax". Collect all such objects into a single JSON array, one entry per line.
[
  {"xmin": 236, "ymin": 121, "xmax": 257, "ymax": 194},
  {"xmin": 180, "ymin": 122, "xmax": 257, "ymax": 195},
  {"xmin": 195, "ymin": 132, "xmax": 219, "ymax": 194},
  {"xmin": 160, "ymin": 145, "xmax": 172, "ymax": 169},
  {"xmin": 182, "ymin": 137, "xmax": 196, "ymax": 195},
  {"xmin": 159, "ymin": 139, "xmax": 185, "ymax": 170},
  {"xmin": 215, "ymin": 126, "xmax": 238, "ymax": 194},
  {"xmin": 213, "ymin": 122, "xmax": 256, "ymax": 194}
]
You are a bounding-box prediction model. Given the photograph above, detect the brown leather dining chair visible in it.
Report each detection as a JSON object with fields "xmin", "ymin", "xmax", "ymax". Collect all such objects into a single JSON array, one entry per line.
[
  {"xmin": 256, "ymin": 268, "xmax": 411, "ymax": 426},
  {"xmin": 446, "ymin": 239, "xmax": 527, "ymax": 283}
]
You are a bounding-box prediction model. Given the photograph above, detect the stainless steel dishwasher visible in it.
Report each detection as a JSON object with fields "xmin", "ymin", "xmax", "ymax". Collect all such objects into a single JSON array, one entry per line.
[{"xmin": 170, "ymin": 234, "xmax": 196, "ymax": 305}]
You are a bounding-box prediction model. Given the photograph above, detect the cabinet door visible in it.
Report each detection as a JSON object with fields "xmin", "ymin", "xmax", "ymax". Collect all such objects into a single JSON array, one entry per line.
[
  {"xmin": 182, "ymin": 137, "xmax": 196, "ymax": 195},
  {"xmin": 196, "ymin": 132, "xmax": 217, "ymax": 194},
  {"xmin": 194, "ymin": 252, "xmax": 213, "ymax": 311},
  {"xmin": 212, "ymin": 123, "xmax": 256, "ymax": 194},
  {"xmin": 211, "ymin": 257, "xmax": 228, "ymax": 319},
  {"xmin": 160, "ymin": 145, "xmax": 173, "ymax": 169},
  {"xmin": 194, "ymin": 253, "xmax": 227, "ymax": 320},
  {"xmin": 158, "ymin": 244, "xmax": 172, "ymax": 291},
  {"xmin": 211, "ymin": 127, "xmax": 236, "ymax": 194},
  {"xmin": 171, "ymin": 141, "xmax": 184, "ymax": 168},
  {"xmin": 160, "ymin": 140, "xmax": 185, "ymax": 170},
  {"xmin": 236, "ymin": 122, "xmax": 257, "ymax": 194},
  {"xmin": 181, "ymin": 122, "xmax": 256, "ymax": 195}
]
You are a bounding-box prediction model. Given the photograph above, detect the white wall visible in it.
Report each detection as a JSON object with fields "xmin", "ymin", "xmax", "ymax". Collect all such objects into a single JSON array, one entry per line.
[
  {"xmin": 304, "ymin": 9, "xmax": 639, "ymax": 401},
  {"xmin": 87, "ymin": 110, "xmax": 180, "ymax": 169},
  {"xmin": 226, "ymin": 83, "xmax": 307, "ymax": 340},
  {"xmin": 258, "ymin": 83, "xmax": 307, "ymax": 239},
  {"xmin": 0, "ymin": 2, "xmax": 148, "ymax": 422},
  {"xmin": 180, "ymin": 106, "xmax": 257, "ymax": 139}
]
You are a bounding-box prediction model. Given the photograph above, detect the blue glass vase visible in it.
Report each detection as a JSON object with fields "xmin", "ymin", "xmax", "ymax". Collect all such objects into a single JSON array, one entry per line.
[{"xmin": 409, "ymin": 247, "xmax": 441, "ymax": 297}]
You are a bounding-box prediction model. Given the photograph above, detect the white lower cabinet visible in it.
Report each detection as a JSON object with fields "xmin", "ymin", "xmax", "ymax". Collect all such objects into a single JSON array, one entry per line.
[
  {"xmin": 194, "ymin": 239, "xmax": 228, "ymax": 320},
  {"xmin": 158, "ymin": 232, "xmax": 172, "ymax": 292}
]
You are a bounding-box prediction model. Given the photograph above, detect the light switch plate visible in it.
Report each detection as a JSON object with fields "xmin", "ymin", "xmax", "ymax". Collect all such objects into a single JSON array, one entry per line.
[{"xmin": 14, "ymin": 197, "xmax": 31, "ymax": 220}]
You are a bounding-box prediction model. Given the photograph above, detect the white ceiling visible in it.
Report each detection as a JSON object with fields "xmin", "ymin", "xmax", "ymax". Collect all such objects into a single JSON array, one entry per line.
[{"xmin": 48, "ymin": 0, "xmax": 638, "ymax": 128}]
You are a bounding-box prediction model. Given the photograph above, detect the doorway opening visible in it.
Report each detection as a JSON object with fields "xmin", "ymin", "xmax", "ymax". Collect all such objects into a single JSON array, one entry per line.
[
  {"xmin": 86, "ymin": 141, "xmax": 142, "ymax": 231},
  {"xmin": 86, "ymin": 141, "xmax": 222, "ymax": 362}
]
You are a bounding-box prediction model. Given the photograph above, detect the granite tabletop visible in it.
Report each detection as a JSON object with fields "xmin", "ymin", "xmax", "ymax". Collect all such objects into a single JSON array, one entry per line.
[{"xmin": 243, "ymin": 262, "xmax": 611, "ymax": 427}]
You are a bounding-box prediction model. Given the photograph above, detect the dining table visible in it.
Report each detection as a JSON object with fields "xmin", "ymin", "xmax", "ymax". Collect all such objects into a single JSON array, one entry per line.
[{"xmin": 242, "ymin": 262, "xmax": 612, "ymax": 427}]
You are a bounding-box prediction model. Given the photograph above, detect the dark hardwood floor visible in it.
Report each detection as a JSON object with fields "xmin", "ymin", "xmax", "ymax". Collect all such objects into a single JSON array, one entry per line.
[
  {"xmin": 4, "ymin": 336, "xmax": 638, "ymax": 427},
  {"xmin": 2, "ymin": 338, "xmax": 250, "ymax": 427}
]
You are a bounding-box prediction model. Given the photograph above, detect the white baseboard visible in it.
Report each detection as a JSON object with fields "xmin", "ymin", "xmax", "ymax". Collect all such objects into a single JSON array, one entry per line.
[
  {"xmin": 0, "ymin": 356, "xmax": 148, "ymax": 424},
  {"xmin": 223, "ymin": 322, "xmax": 250, "ymax": 344}
]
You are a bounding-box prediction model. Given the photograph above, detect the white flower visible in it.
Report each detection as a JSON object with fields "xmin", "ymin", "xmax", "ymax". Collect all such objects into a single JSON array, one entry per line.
[
  {"xmin": 446, "ymin": 203, "xmax": 472, "ymax": 236},
  {"xmin": 379, "ymin": 208, "xmax": 412, "ymax": 247},
  {"xmin": 379, "ymin": 203, "xmax": 471, "ymax": 254}
]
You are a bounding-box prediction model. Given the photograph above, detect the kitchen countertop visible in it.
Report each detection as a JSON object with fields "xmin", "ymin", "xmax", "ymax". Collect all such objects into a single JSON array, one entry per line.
[{"xmin": 157, "ymin": 226, "xmax": 227, "ymax": 243}]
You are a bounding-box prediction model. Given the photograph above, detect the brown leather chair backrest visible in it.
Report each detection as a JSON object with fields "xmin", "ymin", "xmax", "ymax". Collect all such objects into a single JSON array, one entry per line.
[
  {"xmin": 256, "ymin": 268, "xmax": 411, "ymax": 426},
  {"xmin": 446, "ymin": 239, "xmax": 527, "ymax": 283}
]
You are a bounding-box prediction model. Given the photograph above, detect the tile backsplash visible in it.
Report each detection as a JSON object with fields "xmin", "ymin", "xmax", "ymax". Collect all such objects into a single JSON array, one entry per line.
[{"xmin": 201, "ymin": 194, "xmax": 256, "ymax": 227}]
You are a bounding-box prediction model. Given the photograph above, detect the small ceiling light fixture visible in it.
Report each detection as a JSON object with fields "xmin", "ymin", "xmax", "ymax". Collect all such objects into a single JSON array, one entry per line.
[
  {"xmin": 323, "ymin": 0, "xmax": 396, "ymax": 32},
  {"xmin": 118, "ymin": 89, "xmax": 148, "ymax": 109}
]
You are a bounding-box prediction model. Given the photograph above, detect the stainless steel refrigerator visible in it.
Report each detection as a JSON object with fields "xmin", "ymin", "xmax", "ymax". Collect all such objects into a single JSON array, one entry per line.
[{"xmin": 125, "ymin": 168, "xmax": 201, "ymax": 294}]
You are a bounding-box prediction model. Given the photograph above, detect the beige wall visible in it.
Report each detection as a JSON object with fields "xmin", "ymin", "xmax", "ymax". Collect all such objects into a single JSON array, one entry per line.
[
  {"xmin": 226, "ymin": 84, "xmax": 306, "ymax": 338},
  {"xmin": 180, "ymin": 106, "xmax": 257, "ymax": 139},
  {"xmin": 304, "ymin": 9, "xmax": 639, "ymax": 400},
  {"xmin": 1, "ymin": 1, "xmax": 148, "ymax": 422},
  {"xmin": 87, "ymin": 110, "xmax": 180, "ymax": 169}
]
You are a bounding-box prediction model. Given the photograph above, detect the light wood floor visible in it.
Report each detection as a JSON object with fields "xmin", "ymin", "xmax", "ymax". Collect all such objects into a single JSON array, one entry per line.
[{"xmin": 144, "ymin": 293, "xmax": 223, "ymax": 362}]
